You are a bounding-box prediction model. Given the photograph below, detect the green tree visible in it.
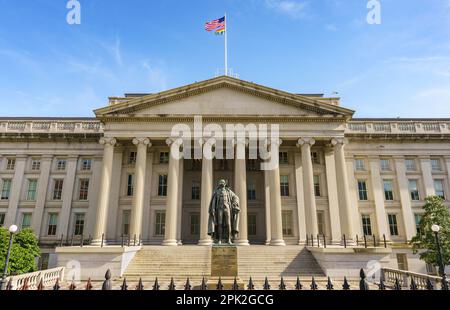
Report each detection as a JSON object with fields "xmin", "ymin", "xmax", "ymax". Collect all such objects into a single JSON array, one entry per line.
[
  {"xmin": 411, "ymin": 196, "xmax": 450, "ymax": 275},
  {"xmin": 0, "ymin": 228, "xmax": 41, "ymax": 275}
]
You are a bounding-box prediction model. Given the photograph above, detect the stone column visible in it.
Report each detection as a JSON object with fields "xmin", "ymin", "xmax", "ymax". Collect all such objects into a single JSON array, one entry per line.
[
  {"xmin": 346, "ymin": 156, "xmax": 363, "ymax": 237},
  {"xmin": 198, "ymin": 139, "xmax": 213, "ymax": 246},
  {"xmin": 264, "ymin": 169, "xmax": 271, "ymax": 245},
  {"xmin": 176, "ymin": 157, "xmax": 184, "ymax": 245},
  {"xmin": 268, "ymin": 139, "xmax": 285, "ymax": 246},
  {"xmin": 445, "ymin": 156, "xmax": 450, "ymax": 200},
  {"xmin": 163, "ymin": 138, "xmax": 181, "ymax": 246},
  {"xmin": 294, "ymin": 152, "xmax": 307, "ymax": 244},
  {"xmin": 419, "ymin": 156, "xmax": 435, "ymax": 197},
  {"xmin": 297, "ymin": 138, "xmax": 318, "ymax": 237},
  {"xmin": 130, "ymin": 138, "xmax": 151, "ymax": 240},
  {"xmin": 4, "ymin": 155, "xmax": 27, "ymax": 227},
  {"xmin": 368, "ymin": 156, "xmax": 390, "ymax": 240},
  {"xmin": 92, "ymin": 137, "xmax": 116, "ymax": 245},
  {"xmin": 31, "ymin": 155, "xmax": 53, "ymax": 235},
  {"xmin": 394, "ymin": 156, "xmax": 417, "ymax": 241},
  {"xmin": 234, "ymin": 139, "xmax": 249, "ymax": 245},
  {"xmin": 331, "ymin": 138, "xmax": 355, "ymax": 242},
  {"xmin": 324, "ymin": 147, "xmax": 342, "ymax": 244},
  {"xmin": 57, "ymin": 155, "xmax": 78, "ymax": 237}
]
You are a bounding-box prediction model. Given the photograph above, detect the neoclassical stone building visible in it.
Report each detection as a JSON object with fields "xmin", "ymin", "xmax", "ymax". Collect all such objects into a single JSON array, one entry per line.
[{"xmin": 0, "ymin": 76, "xmax": 449, "ymax": 275}]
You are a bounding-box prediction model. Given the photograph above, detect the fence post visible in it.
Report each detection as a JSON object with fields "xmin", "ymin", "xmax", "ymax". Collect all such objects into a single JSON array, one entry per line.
[
  {"xmin": 317, "ymin": 234, "xmax": 320, "ymax": 247},
  {"xmin": 373, "ymin": 235, "xmax": 376, "ymax": 247},
  {"xmin": 356, "ymin": 234, "xmax": 358, "ymax": 246},
  {"xmin": 323, "ymin": 234, "xmax": 326, "ymax": 248},
  {"xmin": 364, "ymin": 235, "xmax": 367, "ymax": 248},
  {"xmin": 383, "ymin": 234, "xmax": 387, "ymax": 248},
  {"xmin": 121, "ymin": 234, "xmax": 124, "ymax": 247},
  {"xmin": 343, "ymin": 234, "xmax": 347, "ymax": 248},
  {"xmin": 133, "ymin": 234, "xmax": 136, "ymax": 246},
  {"xmin": 306, "ymin": 234, "xmax": 309, "ymax": 246},
  {"xmin": 359, "ymin": 269, "xmax": 369, "ymax": 290},
  {"xmin": 101, "ymin": 233, "xmax": 104, "ymax": 248}
]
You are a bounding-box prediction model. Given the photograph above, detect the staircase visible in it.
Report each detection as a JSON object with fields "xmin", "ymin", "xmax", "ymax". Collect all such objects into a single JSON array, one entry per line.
[{"xmin": 122, "ymin": 245, "xmax": 325, "ymax": 286}]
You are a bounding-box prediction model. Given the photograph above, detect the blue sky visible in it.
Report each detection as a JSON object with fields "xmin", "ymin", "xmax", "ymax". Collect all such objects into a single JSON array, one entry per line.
[{"xmin": 0, "ymin": 0, "xmax": 449, "ymax": 118}]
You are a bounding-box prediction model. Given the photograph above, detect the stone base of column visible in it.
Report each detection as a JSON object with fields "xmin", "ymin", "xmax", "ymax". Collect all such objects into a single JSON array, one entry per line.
[
  {"xmin": 234, "ymin": 239, "xmax": 250, "ymax": 246},
  {"xmin": 265, "ymin": 240, "xmax": 271, "ymax": 245},
  {"xmin": 298, "ymin": 239, "xmax": 307, "ymax": 246},
  {"xmin": 162, "ymin": 239, "xmax": 178, "ymax": 246},
  {"xmin": 330, "ymin": 240, "xmax": 342, "ymax": 246},
  {"xmin": 177, "ymin": 240, "xmax": 183, "ymax": 246},
  {"xmin": 270, "ymin": 239, "xmax": 286, "ymax": 246},
  {"xmin": 198, "ymin": 238, "xmax": 213, "ymax": 246},
  {"xmin": 90, "ymin": 239, "xmax": 112, "ymax": 247}
]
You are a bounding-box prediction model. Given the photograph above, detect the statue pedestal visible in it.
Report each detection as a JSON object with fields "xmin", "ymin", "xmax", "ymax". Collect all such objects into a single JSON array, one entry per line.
[{"xmin": 209, "ymin": 245, "xmax": 245, "ymax": 290}]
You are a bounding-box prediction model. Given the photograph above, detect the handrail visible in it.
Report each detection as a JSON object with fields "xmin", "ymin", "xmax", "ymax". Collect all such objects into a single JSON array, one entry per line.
[
  {"xmin": 4, "ymin": 267, "xmax": 65, "ymax": 290},
  {"xmin": 381, "ymin": 267, "xmax": 446, "ymax": 289}
]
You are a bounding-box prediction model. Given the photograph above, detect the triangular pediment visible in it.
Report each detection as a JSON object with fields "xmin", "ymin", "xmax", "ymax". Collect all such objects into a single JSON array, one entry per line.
[{"xmin": 94, "ymin": 76, "xmax": 354, "ymax": 119}]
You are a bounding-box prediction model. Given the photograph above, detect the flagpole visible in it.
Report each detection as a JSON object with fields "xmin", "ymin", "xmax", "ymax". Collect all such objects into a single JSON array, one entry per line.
[{"xmin": 224, "ymin": 12, "xmax": 228, "ymax": 76}]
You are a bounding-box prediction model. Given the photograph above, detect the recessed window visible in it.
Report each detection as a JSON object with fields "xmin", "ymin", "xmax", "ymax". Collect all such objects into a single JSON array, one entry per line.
[
  {"xmin": 79, "ymin": 179, "xmax": 89, "ymax": 200},
  {"xmin": 26, "ymin": 179, "xmax": 38, "ymax": 201},
  {"xmin": 127, "ymin": 174, "xmax": 134, "ymax": 197},
  {"xmin": 122, "ymin": 210, "xmax": 131, "ymax": 236},
  {"xmin": 282, "ymin": 210, "xmax": 293, "ymax": 236},
  {"xmin": 247, "ymin": 159, "xmax": 258, "ymax": 171},
  {"xmin": 311, "ymin": 152, "xmax": 320, "ymax": 165},
  {"xmin": 434, "ymin": 179, "xmax": 445, "ymax": 199},
  {"xmin": 388, "ymin": 214, "xmax": 399, "ymax": 236},
  {"xmin": 31, "ymin": 159, "xmax": 41, "ymax": 171},
  {"xmin": 355, "ymin": 159, "xmax": 365, "ymax": 171},
  {"xmin": 47, "ymin": 213, "xmax": 58, "ymax": 236},
  {"xmin": 191, "ymin": 181, "xmax": 200, "ymax": 200},
  {"xmin": 189, "ymin": 213, "xmax": 200, "ymax": 235},
  {"xmin": 192, "ymin": 159, "xmax": 201, "ymax": 170},
  {"xmin": 128, "ymin": 151, "xmax": 137, "ymax": 165},
  {"xmin": 431, "ymin": 159, "xmax": 442, "ymax": 171},
  {"xmin": 52, "ymin": 179, "xmax": 63, "ymax": 200},
  {"xmin": 280, "ymin": 175, "xmax": 289, "ymax": 197},
  {"xmin": 358, "ymin": 180, "xmax": 368, "ymax": 201},
  {"xmin": 56, "ymin": 159, "xmax": 66, "ymax": 171},
  {"xmin": 81, "ymin": 159, "xmax": 92, "ymax": 171},
  {"xmin": 317, "ymin": 211, "xmax": 325, "ymax": 235},
  {"xmin": 1, "ymin": 179, "xmax": 11, "ymax": 200},
  {"xmin": 383, "ymin": 180, "xmax": 394, "ymax": 201},
  {"xmin": 313, "ymin": 175, "xmax": 321, "ymax": 197},
  {"xmin": 408, "ymin": 180, "xmax": 420, "ymax": 201},
  {"xmin": 154, "ymin": 211, "xmax": 166, "ymax": 236},
  {"xmin": 396, "ymin": 254, "xmax": 408, "ymax": 271},
  {"xmin": 0, "ymin": 213, "xmax": 5, "ymax": 226},
  {"xmin": 248, "ymin": 214, "xmax": 257, "ymax": 236},
  {"xmin": 6, "ymin": 158, "xmax": 15, "ymax": 171},
  {"xmin": 159, "ymin": 152, "xmax": 169, "ymax": 164},
  {"xmin": 405, "ymin": 159, "xmax": 416, "ymax": 171},
  {"xmin": 279, "ymin": 152, "xmax": 288, "ymax": 165},
  {"xmin": 21, "ymin": 213, "xmax": 32, "ymax": 230},
  {"xmin": 247, "ymin": 181, "xmax": 256, "ymax": 201},
  {"xmin": 380, "ymin": 159, "xmax": 390, "ymax": 171},
  {"xmin": 414, "ymin": 214, "xmax": 422, "ymax": 235},
  {"xmin": 362, "ymin": 215, "xmax": 372, "ymax": 236},
  {"xmin": 158, "ymin": 175, "xmax": 168, "ymax": 197},
  {"xmin": 73, "ymin": 213, "xmax": 85, "ymax": 236}
]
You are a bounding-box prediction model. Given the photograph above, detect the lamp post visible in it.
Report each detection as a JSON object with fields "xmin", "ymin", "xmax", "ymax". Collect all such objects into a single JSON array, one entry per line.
[
  {"xmin": 0, "ymin": 224, "xmax": 18, "ymax": 290},
  {"xmin": 431, "ymin": 224, "xmax": 448, "ymax": 290}
]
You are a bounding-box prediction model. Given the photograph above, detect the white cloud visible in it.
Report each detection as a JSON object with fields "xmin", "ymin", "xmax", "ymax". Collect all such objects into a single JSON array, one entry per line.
[
  {"xmin": 324, "ymin": 24, "xmax": 338, "ymax": 32},
  {"xmin": 265, "ymin": 0, "xmax": 309, "ymax": 19},
  {"xmin": 142, "ymin": 60, "xmax": 168, "ymax": 91},
  {"xmin": 101, "ymin": 37, "xmax": 123, "ymax": 67}
]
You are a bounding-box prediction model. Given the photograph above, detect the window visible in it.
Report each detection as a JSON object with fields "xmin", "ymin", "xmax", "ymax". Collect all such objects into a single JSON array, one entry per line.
[
  {"xmin": 218, "ymin": 159, "xmax": 228, "ymax": 170},
  {"xmin": 127, "ymin": 174, "xmax": 134, "ymax": 196},
  {"xmin": 158, "ymin": 175, "xmax": 168, "ymax": 196},
  {"xmin": 154, "ymin": 211, "xmax": 166, "ymax": 236},
  {"xmin": 21, "ymin": 213, "xmax": 32, "ymax": 229},
  {"xmin": 279, "ymin": 152, "xmax": 288, "ymax": 164},
  {"xmin": 79, "ymin": 179, "xmax": 89, "ymax": 200},
  {"xmin": 362, "ymin": 215, "xmax": 372, "ymax": 236},
  {"xmin": 280, "ymin": 175, "xmax": 289, "ymax": 197},
  {"xmin": 39, "ymin": 253, "xmax": 50, "ymax": 270},
  {"xmin": 191, "ymin": 181, "xmax": 200, "ymax": 200},
  {"xmin": 128, "ymin": 151, "xmax": 137, "ymax": 165},
  {"xmin": 248, "ymin": 214, "xmax": 257, "ymax": 236},
  {"xmin": 73, "ymin": 213, "xmax": 85, "ymax": 236},
  {"xmin": 1, "ymin": 179, "xmax": 12, "ymax": 200},
  {"xmin": 313, "ymin": 175, "xmax": 321, "ymax": 197},
  {"xmin": 282, "ymin": 211, "xmax": 293, "ymax": 236},
  {"xmin": 408, "ymin": 180, "xmax": 420, "ymax": 201},
  {"xmin": 189, "ymin": 213, "xmax": 200, "ymax": 235},
  {"xmin": 81, "ymin": 159, "xmax": 92, "ymax": 171},
  {"xmin": 380, "ymin": 159, "xmax": 390, "ymax": 171},
  {"xmin": 56, "ymin": 159, "xmax": 66, "ymax": 171},
  {"xmin": 434, "ymin": 179, "xmax": 445, "ymax": 199},
  {"xmin": 396, "ymin": 254, "xmax": 408, "ymax": 271},
  {"xmin": 383, "ymin": 180, "xmax": 394, "ymax": 201},
  {"xmin": 388, "ymin": 214, "xmax": 399, "ymax": 236},
  {"xmin": 414, "ymin": 214, "xmax": 422, "ymax": 235},
  {"xmin": 159, "ymin": 152, "xmax": 169, "ymax": 164},
  {"xmin": 317, "ymin": 212, "xmax": 325, "ymax": 235},
  {"xmin": 6, "ymin": 158, "xmax": 15, "ymax": 170},
  {"xmin": 405, "ymin": 159, "xmax": 416, "ymax": 171},
  {"xmin": 247, "ymin": 159, "xmax": 258, "ymax": 171},
  {"xmin": 192, "ymin": 159, "xmax": 201, "ymax": 170},
  {"xmin": 431, "ymin": 159, "xmax": 441, "ymax": 171},
  {"xmin": 47, "ymin": 213, "xmax": 58, "ymax": 236},
  {"xmin": 0, "ymin": 213, "xmax": 5, "ymax": 226},
  {"xmin": 355, "ymin": 159, "xmax": 365, "ymax": 171},
  {"xmin": 26, "ymin": 179, "xmax": 38, "ymax": 201},
  {"xmin": 53, "ymin": 179, "xmax": 64, "ymax": 200},
  {"xmin": 247, "ymin": 181, "xmax": 256, "ymax": 201},
  {"xmin": 311, "ymin": 152, "xmax": 320, "ymax": 164},
  {"xmin": 358, "ymin": 180, "xmax": 368, "ymax": 201},
  {"xmin": 31, "ymin": 159, "xmax": 41, "ymax": 171},
  {"xmin": 122, "ymin": 210, "xmax": 131, "ymax": 235}
]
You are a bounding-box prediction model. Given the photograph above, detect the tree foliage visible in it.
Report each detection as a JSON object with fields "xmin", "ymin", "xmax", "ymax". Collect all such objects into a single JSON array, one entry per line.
[
  {"xmin": 411, "ymin": 196, "xmax": 450, "ymax": 274},
  {"xmin": 0, "ymin": 228, "xmax": 41, "ymax": 275}
]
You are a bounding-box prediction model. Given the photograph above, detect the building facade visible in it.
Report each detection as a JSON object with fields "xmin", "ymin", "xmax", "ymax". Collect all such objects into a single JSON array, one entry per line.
[{"xmin": 1, "ymin": 76, "xmax": 449, "ymax": 273}]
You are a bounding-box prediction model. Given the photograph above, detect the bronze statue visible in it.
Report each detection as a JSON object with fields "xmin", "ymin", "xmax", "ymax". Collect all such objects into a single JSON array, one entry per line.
[{"xmin": 208, "ymin": 179, "xmax": 240, "ymax": 244}]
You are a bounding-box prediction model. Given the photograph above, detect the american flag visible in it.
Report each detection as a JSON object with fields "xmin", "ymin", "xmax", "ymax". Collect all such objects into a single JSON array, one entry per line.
[{"xmin": 205, "ymin": 16, "xmax": 225, "ymax": 32}]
